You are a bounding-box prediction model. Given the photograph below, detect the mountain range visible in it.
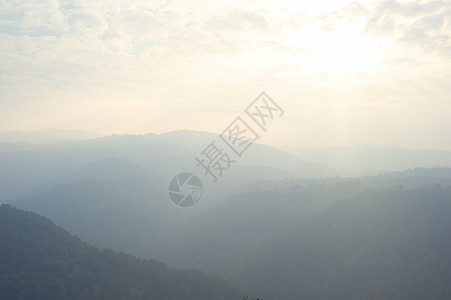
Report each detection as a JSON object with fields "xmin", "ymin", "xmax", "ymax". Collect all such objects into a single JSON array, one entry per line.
[{"xmin": 1, "ymin": 129, "xmax": 451, "ymax": 299}]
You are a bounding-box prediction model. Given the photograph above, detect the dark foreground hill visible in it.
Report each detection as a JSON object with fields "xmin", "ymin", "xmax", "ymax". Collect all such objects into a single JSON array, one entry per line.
[{"xmin": 0, "ymin": 204, "xmax": 263, "ymax": 300}]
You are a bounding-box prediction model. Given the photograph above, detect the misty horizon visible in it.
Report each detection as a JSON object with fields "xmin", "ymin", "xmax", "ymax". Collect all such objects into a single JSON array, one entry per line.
[{"xmin": 2, "ymin": 127, "xmax": 451, "ymax": 152}]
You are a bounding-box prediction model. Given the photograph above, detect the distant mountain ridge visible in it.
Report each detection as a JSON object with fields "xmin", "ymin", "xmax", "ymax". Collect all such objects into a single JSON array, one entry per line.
[
  {"xmin": 285, "ymin": 145, "xmax": 451, "ymax": 175},
  {"xmin": 0, "ymin": 130, "xmax": 332, "ymax": 202},
  {"xmin": 0, "ymin": 128, "xmax": 103, "ymax": 143}
]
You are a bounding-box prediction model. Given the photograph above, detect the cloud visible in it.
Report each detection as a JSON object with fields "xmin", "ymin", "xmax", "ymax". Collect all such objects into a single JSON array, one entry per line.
[
  {"xmin": 206, "ymin": 7, "xmax": 269, "ymax": 33},
  {"xmin": 397, "ymin": 7, "xmax": 451, "ymax": 55},
  {"xmin": 288, "ymin": 11, "xmax": 314, "ymax": 30},
  {"xmin": 364, "ymin": 0, "xmax": 451, "ymax": 40},
  {"xmin": 68, "ymin": 10, "xmax": 108, "ymax": 34},
  {"xmin": 337, "ymin": 2, "xmax": 369, "ymax": 21}
]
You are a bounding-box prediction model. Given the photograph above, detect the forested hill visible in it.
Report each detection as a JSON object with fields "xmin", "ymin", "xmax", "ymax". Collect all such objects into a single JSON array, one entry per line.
[{"xmin": 0, "ymin": 204, "xmax": 260, "ymax": 300}]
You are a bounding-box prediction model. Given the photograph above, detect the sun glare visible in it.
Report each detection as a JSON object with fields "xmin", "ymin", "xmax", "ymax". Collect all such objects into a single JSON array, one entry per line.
[{"xmin": 287, "ymin": 23, "xmax": 382, "ymax": 76}]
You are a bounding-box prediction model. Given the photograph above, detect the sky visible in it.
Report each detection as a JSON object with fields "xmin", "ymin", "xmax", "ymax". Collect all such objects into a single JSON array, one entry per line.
[{"xmin": 1, "ymin": 0, "xmax": 450, "ymax": 149}]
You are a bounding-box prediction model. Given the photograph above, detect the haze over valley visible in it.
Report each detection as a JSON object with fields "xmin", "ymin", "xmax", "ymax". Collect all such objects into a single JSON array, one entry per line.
[{"xmin": 1, "ymin": 0, "xmax": 451, "ymax": 299}]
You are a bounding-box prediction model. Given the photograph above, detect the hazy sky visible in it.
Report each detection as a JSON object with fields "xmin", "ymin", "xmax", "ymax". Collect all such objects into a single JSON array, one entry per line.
[{"xmin": 1, "ymin": 0, "xmax": 450, "ymax": 149}]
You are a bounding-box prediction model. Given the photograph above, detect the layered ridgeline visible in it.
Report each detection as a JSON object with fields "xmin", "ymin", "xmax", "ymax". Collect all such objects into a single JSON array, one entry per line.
[
  {"xmin": 5, "ymin": 155, "xmax": 451, "ymax": 299},
  {"xmin": 2, "ymin": 131, "xmax": 451, "ymax": 299},
  {"xmin": 0, "ymin": 205, "xmax": 266, "ymax": 300},
  {"xmin": 217, "ymin": 186, "xmax": 451, "ymax": 299},
  {"xmin": 0, "ymin": 130, "xmax": 330, "ymax": 202},
  {"xmin": 156, "ymin": 168, "xmax": 451, "ymax": 269},
  {"xmin": 14, "ymin": 165, "xmax": 451, "ymax": 270}
]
